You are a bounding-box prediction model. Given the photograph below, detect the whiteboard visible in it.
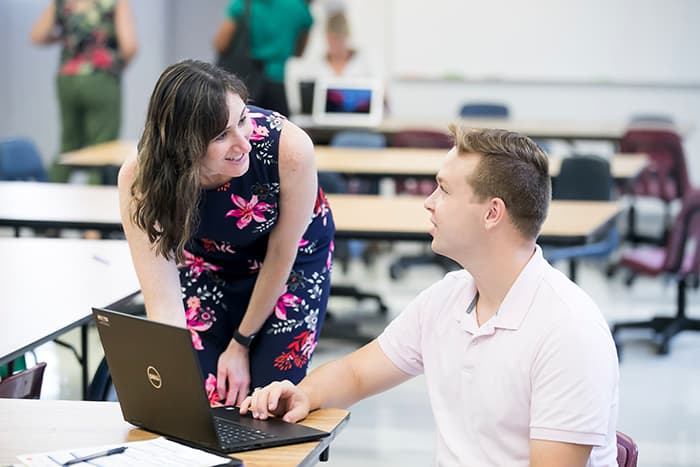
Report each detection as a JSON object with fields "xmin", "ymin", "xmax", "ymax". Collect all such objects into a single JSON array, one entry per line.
[{"xmin": 389, "ymin": 0, "xmax": 700, "ymax": 85}]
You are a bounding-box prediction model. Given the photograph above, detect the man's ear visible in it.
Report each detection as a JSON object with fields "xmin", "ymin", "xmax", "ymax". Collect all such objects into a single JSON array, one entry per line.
[{"xmin": 483, "ymin": 197, "xmax": 506, "ymax": 230}]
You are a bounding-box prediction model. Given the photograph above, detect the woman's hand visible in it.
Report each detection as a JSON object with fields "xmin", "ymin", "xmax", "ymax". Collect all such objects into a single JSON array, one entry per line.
[{"xmin": 217, "ymin": 340, "xmax": 251, "ymax": 406}]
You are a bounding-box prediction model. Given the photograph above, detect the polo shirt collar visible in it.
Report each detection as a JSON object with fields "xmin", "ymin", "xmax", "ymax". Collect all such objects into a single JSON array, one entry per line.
[
  {"xmin": 491, "ymin": 245, "xmax": 547, "ymax": 330},
  {"xmin": 455, "ymin": 246, "xmax": 547, "ymax": 332}
]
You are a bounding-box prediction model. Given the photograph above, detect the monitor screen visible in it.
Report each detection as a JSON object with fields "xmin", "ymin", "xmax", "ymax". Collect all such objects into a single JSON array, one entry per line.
[
  {"xmin": 325, "ymin": 88, "xmax": 373, "ymax": 114},
  {"xmin": 312, "ymin": 77, "xmax": 383, "ymax": 127}
]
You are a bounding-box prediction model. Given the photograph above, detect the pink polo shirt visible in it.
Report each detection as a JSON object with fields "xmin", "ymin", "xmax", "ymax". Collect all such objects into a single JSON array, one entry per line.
[{"xmin": 378, "ymin": 246, "xmax": 619, "ymax": 466}]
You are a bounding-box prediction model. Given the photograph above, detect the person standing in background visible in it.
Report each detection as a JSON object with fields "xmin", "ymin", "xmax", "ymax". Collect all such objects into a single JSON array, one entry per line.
[
  {"xmin": 214, "ymin": 0, "xmax": 313, "ymax": 117},
  {"xmin": 31, "ymin": 0, "xmax": 138, "ymax": 183}
]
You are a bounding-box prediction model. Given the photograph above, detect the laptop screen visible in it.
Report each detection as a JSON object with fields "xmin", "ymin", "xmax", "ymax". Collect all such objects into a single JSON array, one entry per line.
[
  {"xmin": 325, "ymin": 87, "xmax": 373, "ymax": 114},
  {"xmin": 312, "ymin": 77, "xmax": 383, "ymax": 127}
]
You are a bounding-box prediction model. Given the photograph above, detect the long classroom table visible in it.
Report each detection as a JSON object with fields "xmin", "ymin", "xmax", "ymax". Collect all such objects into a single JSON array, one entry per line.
[
  {"xmin": 59, "ymin": 140, "xmax": 647, "ymax": 184},
  {"xmin": 0, "ymin": 399, "xmax": 349, "ymax": 467},
  {"xmin": 0, "ymin": 182, "xmax": 621, "ymax": 245}
]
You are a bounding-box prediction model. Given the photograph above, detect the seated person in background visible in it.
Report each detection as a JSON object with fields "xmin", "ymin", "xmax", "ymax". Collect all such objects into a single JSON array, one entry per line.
[
  {"xmin": 320, "ymin": 10, "xmax": 372, "ymax": 77},
  {"xmin": 241, "ymin": 127, "xmax": 620, "ymax": 466},
  {"xmin": 286, "ymin": 9, "xmax": 381, "ymax": 117}
]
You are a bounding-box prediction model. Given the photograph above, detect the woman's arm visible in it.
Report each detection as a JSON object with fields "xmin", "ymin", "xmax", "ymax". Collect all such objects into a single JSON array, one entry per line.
[
  {"xmin": 115, "ymin": 0, "xmax": 138, "ymax": 65},
  {"xmin": 30, "ymin": 1, "xmax": 60, "ymax": 45},
  {"xmin": 213, "ymin": 18, "xmax": 237, "ymax": 54},
  {"xmin": 238, "ymin": 121, "xmax": 316, "ymax": 337},
  {"xmin": 217, "ymin": 121, "xmax": 317, "ymax": 405},
  {"xmin": 117, "ymin": 158, "xmax": 186, "ymax": 327}
]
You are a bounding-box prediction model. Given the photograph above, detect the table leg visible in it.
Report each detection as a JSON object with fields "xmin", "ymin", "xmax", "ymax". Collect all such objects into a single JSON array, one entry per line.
[
  {"xmin": 81, "ymin": 324, "xmax": 89, "ymax": 400},
  {"xmin": 319, "ymin": 446, "xmax": 330, "ymax": 462}
]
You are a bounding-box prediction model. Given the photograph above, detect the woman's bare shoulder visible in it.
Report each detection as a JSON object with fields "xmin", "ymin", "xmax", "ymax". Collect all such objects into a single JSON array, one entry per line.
[{"xmin": 117, "ymin": 153, "xmax": 138, "ymax": 193}]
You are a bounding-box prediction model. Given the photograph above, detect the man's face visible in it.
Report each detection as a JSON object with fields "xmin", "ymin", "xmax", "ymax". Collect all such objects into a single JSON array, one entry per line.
[{"xmin": 424, "ymin": 148, "xmax": 486, "ymax": 261}]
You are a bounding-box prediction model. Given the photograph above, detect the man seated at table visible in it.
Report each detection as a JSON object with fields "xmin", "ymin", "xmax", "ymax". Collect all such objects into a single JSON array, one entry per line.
[{"xmin": 241, "ymin": 126, "xmax": 619, "ymax": 466}]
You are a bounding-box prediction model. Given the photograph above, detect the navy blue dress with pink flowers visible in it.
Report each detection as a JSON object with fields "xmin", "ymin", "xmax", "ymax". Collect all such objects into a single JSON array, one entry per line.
[{"xmin": 179, "ymin": 106, "xmax": 334, "ymax": 403}]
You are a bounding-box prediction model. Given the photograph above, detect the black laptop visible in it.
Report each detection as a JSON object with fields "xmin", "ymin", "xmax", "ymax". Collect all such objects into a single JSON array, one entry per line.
[{"xmin": 92, "ymin": 307, "xmax": 329, "ymax": 455}]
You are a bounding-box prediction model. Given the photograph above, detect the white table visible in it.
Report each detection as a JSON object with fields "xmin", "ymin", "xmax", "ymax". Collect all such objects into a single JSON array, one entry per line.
[
  {"xmin": 0, "ymin": 181, "xmax": 120, "ymax": 233},
  {"xmin": 0, "ymin": 238, "xmax": 139, "ymax": 397}
]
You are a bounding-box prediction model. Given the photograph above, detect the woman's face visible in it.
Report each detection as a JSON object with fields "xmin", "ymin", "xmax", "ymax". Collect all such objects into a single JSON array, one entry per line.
[
  {"xmin": 326, "ymin": 31, "xmax": 349, "ymax": 55},
  {"xmin": 200, "ymin": 92, "xmax": 253, "ymax": 188}
]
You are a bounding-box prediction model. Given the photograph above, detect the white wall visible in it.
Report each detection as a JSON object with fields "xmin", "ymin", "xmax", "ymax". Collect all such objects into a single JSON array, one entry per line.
[
  {"xmin": 388, "ymin": 0, "xmax": 700, "ymax": 85},
  {"xmin": 1, "ymin": 0, "xmax": 699, "ymax": 184}
]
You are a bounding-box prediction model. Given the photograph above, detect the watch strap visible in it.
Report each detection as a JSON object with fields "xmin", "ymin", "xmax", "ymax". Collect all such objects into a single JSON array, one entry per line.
[{"xmin": 232, "ymin": 329, "xmax": 256, "ymax": 348}]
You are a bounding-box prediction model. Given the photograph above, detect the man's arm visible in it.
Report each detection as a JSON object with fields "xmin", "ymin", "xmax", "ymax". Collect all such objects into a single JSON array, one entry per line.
[
  {"xmin": 303, "ymin": 340, "xmax": 412, "ymax": 410},
  {"xmin": 530, "ymin": 439, "xmax": 593, "ymax": 467},
  {"xmin": 241, "ymin": 340, "xmax": 412, "ymax": 422}
]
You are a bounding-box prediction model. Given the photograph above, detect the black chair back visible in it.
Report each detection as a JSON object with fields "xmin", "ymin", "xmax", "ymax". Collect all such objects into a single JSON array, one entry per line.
[{"xmin": 554, "ymin": 155, "xmax": 612, "ymax": 201}]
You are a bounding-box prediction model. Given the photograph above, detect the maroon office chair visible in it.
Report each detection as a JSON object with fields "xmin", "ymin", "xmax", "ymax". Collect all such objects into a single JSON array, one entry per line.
[
  {"xmin": 0, "ymin": 362, "xmax": 47, "ymax": 399},
  {"xmin": 616, "ymin": 431, "xmax": 639, "ymax": 467},
  {"xmin": 392, "ymin": 129, "xmax": 453, "ymax": 196},
  {"xmin": 620, "ymin": 128, "xmax": 691, "ymax": 246},
  {"xmin": 612, "ymin": 189, "xmax": 700, "ymax": 355}
]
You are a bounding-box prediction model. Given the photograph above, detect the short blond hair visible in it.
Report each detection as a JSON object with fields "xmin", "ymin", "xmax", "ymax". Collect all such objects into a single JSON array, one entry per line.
[
  {"xmin": 449, "ymin": 125, "xmax": 551, "ymax": 239},
  {"xmin": 326, "ymin": 12, "xmax": 349, "ymax": 37}
]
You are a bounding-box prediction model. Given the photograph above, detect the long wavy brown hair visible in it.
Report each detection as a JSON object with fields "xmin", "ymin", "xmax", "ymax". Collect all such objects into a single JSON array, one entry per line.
[{"xmin": 130, "ymin": 59, "xmax": 248, "ymax": 263}]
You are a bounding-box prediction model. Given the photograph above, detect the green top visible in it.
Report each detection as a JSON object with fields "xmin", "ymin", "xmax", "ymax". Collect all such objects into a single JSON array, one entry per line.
[{"xmin": 227, "ymin": 0, "xmax": 313, "ymax": 82}]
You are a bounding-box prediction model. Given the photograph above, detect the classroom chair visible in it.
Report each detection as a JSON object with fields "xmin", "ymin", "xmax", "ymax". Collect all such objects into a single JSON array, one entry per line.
[
  {"xmin": 459, "ymin": 102, "xmax": 510, "ymax": 118},
  {"xmin": 619, "ymin": 128, "xmax": 691, "ymax": 246},
  {"xmin": 0, "ymin": 137, "xmax": 48, "ymax": 181},
  {"xmin": 0, "ymin": 362, "xmax": 47, "ymax": 399},
  {"xmin": 330, "ymin": 130, "xmax": 387, "ymax": 149},
  {"xmin": 391, "ymin": 129, "xmax": 452, "ymax": 197},
  {"xmin": 611, "ymin": 188, "xmax": 700, "ymax": 356},
  {"xmin": 544, "ymin": 155, "xmax": 619, "ymax": 282},
  {"xmin": 616, "ymin": 431, "xmax": 639, "ymax": 467},
  {"xmin": 628, "ymin": 113, "xmax": 675, "ymax": 127}
]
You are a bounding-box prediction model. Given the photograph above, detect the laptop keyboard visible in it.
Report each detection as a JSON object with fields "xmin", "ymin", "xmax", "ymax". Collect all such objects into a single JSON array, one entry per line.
[{"xmin": 214, "ymin": 416, "xmax": 276, "ymax": 448}]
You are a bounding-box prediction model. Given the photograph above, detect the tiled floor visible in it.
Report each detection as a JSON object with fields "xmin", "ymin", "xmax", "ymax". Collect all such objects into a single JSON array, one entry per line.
[{"xmin": 30, "ymin": 236, "xmax": 700, "ymax": 467}]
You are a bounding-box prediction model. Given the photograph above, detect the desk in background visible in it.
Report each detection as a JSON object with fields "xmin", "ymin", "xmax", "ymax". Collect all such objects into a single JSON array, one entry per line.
[
  {"xmin": 59, "ymin": 140, "xmax": 648, "ymax": 186},
  {"xmin": 0, "ymin": 399, "xmax": 349, "ymax": 467},
  {"xmin": 0, "ymin": 182, "xmax": 121, "ymax": 234},
  {"xmin": 1, "ymin": 182, "xmax": 621, "ymax": 246},
  {"xmin": 315, "ymin": 147, "xmax": 647, "ymax": 183},
  {"xmin": 327, "ymin": 194, "xmax": 622, "ymax": 246},
  {"xmin": 0, "ymin": 238, "xmax": 139, "ymax": 398}
]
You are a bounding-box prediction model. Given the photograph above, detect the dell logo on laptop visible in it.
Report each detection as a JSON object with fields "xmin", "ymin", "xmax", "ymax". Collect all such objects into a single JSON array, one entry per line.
[{"xmin": 146, "ymin": 366, "xmax": 162, "ymax": 389}]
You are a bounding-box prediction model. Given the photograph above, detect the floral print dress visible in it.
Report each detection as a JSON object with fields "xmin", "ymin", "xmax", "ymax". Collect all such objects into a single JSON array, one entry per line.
[{"xmin": 179, "ymin": 106, "xmax": 334, "ymax": 403}]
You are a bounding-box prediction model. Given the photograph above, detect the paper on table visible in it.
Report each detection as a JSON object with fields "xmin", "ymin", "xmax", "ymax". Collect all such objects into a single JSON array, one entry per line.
[{"xmin": 17, "ymin": 436, "xmax": 240, "ymax": 467}]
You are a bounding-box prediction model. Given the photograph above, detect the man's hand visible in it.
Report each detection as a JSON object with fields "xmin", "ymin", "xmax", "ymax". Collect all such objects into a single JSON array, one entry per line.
[
  {"xmin": 239, "ymin": 380, "xmax": 311, "ymax": 423},
  {"xmin": 217, "ymin": 341, "xmax": 250, "ymax": 406}
]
